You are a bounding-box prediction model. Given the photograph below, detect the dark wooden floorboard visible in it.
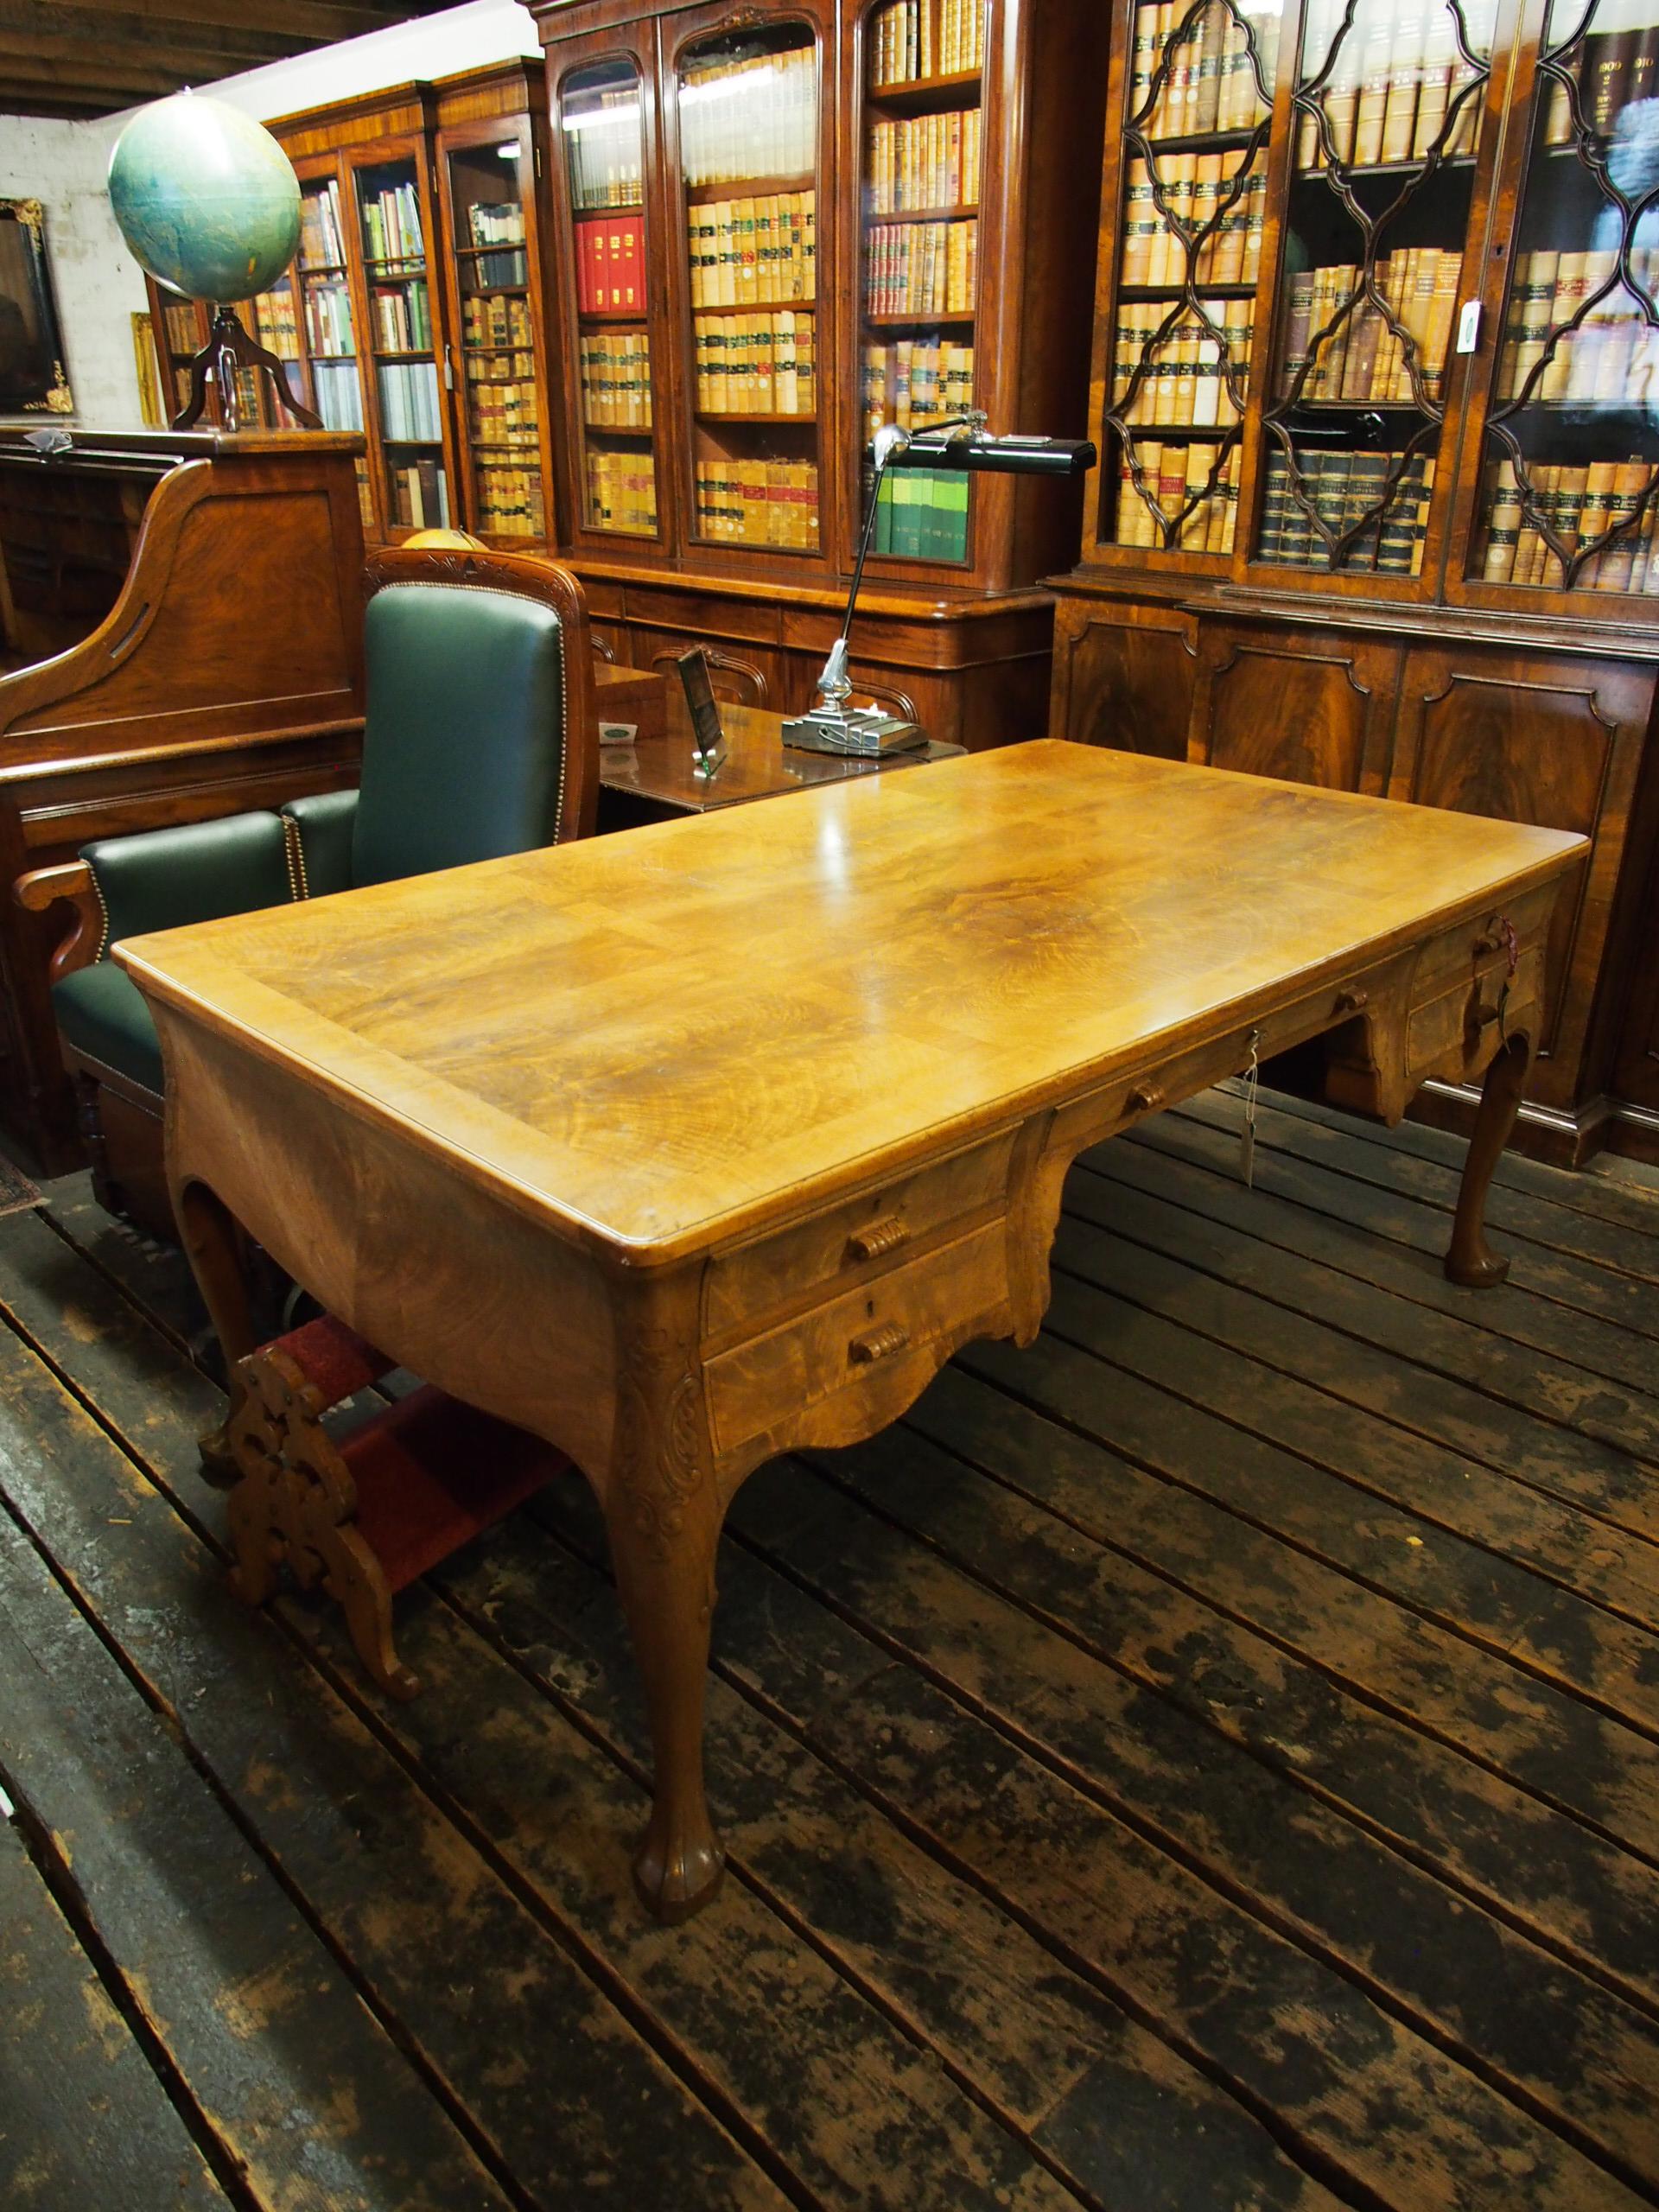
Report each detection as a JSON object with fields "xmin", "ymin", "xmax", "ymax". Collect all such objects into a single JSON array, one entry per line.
[{"xmin": 3, "ymin": 1091, "xmax": 1657, "ymax": 2211}]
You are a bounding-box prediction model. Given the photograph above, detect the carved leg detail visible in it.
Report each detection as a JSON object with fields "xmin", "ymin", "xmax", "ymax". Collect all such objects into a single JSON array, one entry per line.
[
  {"xmin": 606, "ymin": 1292, "xmax": 725, "ymax": 1923},
  {"xmin": 1446, "ymin": 1030, "xmax": 1534, "ymax": 1289},
  {"xmin": 175, "ymin": 1179, "xmax": 261, "ymax": 1484}
]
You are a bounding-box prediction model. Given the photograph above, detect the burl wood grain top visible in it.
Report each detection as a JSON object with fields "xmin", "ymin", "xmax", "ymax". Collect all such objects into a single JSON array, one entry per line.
[{"xmin": 118, "ymin": 743, "xmax": 1586, "ymax": 1261}]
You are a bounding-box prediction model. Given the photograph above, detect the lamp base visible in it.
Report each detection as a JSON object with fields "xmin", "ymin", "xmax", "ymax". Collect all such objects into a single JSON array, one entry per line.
[{"xmin": 782, "ymin": 705, "xmax": 926, "ymax": 757}]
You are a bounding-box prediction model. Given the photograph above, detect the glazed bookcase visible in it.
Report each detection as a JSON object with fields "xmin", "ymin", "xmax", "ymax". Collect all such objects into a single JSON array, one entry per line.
[
  {"xmin": 532, "ymin": 0, "xmax": 1110, "ymax": 747},
  {"xmin": 1049, "ymin": 0, "xmax": 1659, "ymax": 1163}
]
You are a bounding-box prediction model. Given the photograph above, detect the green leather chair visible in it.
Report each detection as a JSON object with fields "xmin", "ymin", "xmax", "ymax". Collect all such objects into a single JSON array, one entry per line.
[{"xmin": 38, "ymin": 543, "xmax": 597, "ymax": 1234}]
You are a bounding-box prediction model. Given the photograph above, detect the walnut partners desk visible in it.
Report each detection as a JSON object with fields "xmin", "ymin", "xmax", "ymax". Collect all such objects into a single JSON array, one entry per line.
[{"xmin": 116, "ymin": 742, "xmax": 1586, "ymax": 1923}]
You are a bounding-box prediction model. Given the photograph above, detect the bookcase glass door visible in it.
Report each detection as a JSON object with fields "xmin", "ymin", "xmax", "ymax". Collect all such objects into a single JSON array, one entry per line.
[
  {"xmin": 861, "ymin": 0, "xmax": 985, "ymax": 566},
  {"xmin": 563, "ymin": 56, "xmax": 659, "ymax": 538},
  {"xmin": 1254, "ymin": 0, "xmax": 1499, "ymax": 582},
  {"xmin": 353, "ymin": 156, "xmax": 449, "ymax": 533},
  {"xmin": 1103, "ymin": 0, "xmax": 1281, "ymax": 560},
  {"xmin": 297, "ymin": 174, "xmax": 372, "ymax": 529},
  {"xmin": 678, "ymin": 20, "xmax": 823, "ymax": 553},
  {"xmin": 1467, "ymin": 0, "xmax": 1659, "ymax": 600},
  {"xmin": 250, "ymin": 265, "xmax": 308, "ymax": 425},
  {"xmin": 448, "ymin": 135, "xmax": 543, "ymax": 539}
]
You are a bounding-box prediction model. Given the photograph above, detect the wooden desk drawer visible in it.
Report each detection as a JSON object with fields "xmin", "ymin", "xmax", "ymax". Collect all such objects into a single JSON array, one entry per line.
[
  {"xmin": 703, "ymin": 1134, "xmax": 1014, "ymax": 1341},
  {"xmin": 705, "ymin": 1219, "xmax": 1007, "ymax": 1457}
]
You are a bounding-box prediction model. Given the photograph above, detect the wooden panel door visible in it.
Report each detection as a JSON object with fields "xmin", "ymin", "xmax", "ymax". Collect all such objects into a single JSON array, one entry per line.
[
  {"xmin": 1389, "ymin": 645, "xmax": 1655, "ymax": 1109},
  {"xmin": 1050, "ymin": 596, "xmax": 1198, "ymax": 760},
  {"xmin": 1187, "ymin": 618, "xmax": 1402, "ymax": 791}
]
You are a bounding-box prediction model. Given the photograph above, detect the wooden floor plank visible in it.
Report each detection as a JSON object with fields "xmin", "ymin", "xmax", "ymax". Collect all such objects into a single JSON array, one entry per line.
[
  {"xmin": 0, "ymin": 1209, "xmax": 1087, "ymax": 2212},
  {"xmin": 1122, "ymin": 1114, "xmax": 1659, "ymax": 1396},
  {"xmin": 915, "ymin": 1362, "xmax": 1659, "ymax": 1866},
  {"xmin": 0, "ymin": 1820, "xmax": 230, "ymax": 2212},
  {"xmin": 0, "ymin": 1509, "xmax": 516, "ymax": 2212},
  {"xmin": 434, "ymin": 1506, "xmax": 1349, "ymax": 2212},
  {"xmin": 1088, "ymin": 1141, "xmax": 1659, "ymax": 1463},
  {"xmin": 1052, "ymin": 1212, "xmax": 1659, "ymax": 1557},
  {"xmin": 717, "ymin": 1450, "xmax": 1659, "ymax": 2196},
  {"xmin": 1176, "ymin": 1094, "xmax": 1659, "ymax": 1340}
]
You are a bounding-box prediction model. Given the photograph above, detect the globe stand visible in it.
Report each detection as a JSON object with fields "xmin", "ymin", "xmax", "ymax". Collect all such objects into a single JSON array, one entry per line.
[{"xmin": 173, "ymin": 302, "xmax": 322, "ymax": 433}]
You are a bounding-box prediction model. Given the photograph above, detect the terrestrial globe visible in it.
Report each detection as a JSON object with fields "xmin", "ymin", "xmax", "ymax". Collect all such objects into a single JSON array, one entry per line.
[{"xmin": 108, "ymin": 92, "xmax": 300, "ymax": 304}]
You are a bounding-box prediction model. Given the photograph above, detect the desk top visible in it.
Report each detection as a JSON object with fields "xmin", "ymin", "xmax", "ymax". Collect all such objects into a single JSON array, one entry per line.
[
  {"xmin": 600, "ymin": 692, "xmax": 961, "ymax": 812},
  {"xmin": 119, "ymin": 742, "xmax": 1586, "ymax": 1262}
]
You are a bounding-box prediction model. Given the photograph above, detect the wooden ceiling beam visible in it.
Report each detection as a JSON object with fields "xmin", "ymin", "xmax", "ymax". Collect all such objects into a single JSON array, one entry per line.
[
  {"xmin": 0, "ymin": 47, "xmax": 190, "ymax": 96},
  {"xmin": 0, "ymin": 29, "xmax": 303, "ymax": 80},
  {"xmin": 58, "ymin": 0, "xmax": 446, "ymax": 41},
  {"xmin": 0, "ymin": 83, "xmax": 130, "ymax": 112},
  {"xmin": 0, "ymin": 2, "xmax": 303, "ymax": 65}
]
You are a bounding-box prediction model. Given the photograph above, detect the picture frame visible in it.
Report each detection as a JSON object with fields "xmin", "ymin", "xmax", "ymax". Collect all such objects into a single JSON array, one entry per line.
[{"xmin": 0, "ymin": 198, "xmax": 73, "ymax": 415}]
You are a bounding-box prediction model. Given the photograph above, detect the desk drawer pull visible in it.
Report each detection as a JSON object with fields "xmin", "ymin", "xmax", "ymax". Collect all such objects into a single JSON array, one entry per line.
[
  {"xmin": 849, "ymin": 1321, "xmax": 911, "ymax": 1366},
  {"xmin": 847, "ymin": 1217, "xmax": 910, "ymax": 1263},
  {"xmin": 1334, "ymin": 988, "xmax": 1369, "ymax": 1016},
  {"xmin": 1126, "ymin": 1084, "xmax": 1164, "ymax": 1116}
]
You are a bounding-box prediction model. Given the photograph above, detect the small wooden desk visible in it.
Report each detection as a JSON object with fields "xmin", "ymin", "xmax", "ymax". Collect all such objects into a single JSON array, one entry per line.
[
  {"xmin": 598, "ymin": 689, "xmax": 963, "ymax": 819},
  {"xmin": 118, "ymin": 744, "xmax": 1586, "ymax": 1922}
]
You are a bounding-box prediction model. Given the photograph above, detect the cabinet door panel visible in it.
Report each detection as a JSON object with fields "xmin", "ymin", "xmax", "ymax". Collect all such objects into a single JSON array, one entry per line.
[
  {"xmin": 1391, "ymin": 648, "xmax": 1653, "ymax": 1106},
  {"xmin": 1189, "ymin": 623, "xmax": 1401, "ymax": 791},
  {"xmin": 1052, "ymin": 602, "xmax": 1197, "ymax": 760}
]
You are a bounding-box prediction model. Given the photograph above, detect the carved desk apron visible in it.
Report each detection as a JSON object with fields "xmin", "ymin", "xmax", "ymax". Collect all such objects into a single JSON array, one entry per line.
[{"xmin": 117, "ymin": 741, "xmax": 1588, "ymax": 1922}]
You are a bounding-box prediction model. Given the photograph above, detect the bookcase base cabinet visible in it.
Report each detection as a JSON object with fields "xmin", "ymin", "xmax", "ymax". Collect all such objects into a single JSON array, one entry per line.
[
  {"xmin": 579, "ymin": 563, "xmax": 1056, "ymax": 750},
  {"xmin": 1047, "ymin": 587, "xmax": 1659, "ymax": 1167}
]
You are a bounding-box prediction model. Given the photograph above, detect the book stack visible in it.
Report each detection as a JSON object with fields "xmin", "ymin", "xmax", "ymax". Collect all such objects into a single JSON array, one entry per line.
[
  {"xmin": 253, "ymin": 290, "xmax": 301, "ymax": 361},
  {"xmin": 467, "ymin": 372, "xmax": 540, "ymax": 448},
  {"xmin": 694, "ymin": 459, "xmax": 820, "ymax": 548},
  {"xmin": 303, "ymin": 282, "xmax": 355, "ymax": 358},
  {"xmin": 868, "ymin": 218, "xmax": 977, "ymax": 314},
  {"xmin": 686, "ymin": 193, "xmax": 817, "ymax": 307},
  {"xmin": 1497, "ymin": 249, "xmax": 1659, "ymax": 403},
  {"xmin": 678, "ymin": 47, "xmax": 816, "ymax": 187},
  {"xmin": 1294, "ymin": 0, "xmax": 1497, "ymax": 170},
  {"xmin": 693, "ymin": 312, "xmax": 816, "ymax": 413},
  {"xmin": 462, "ymin": 294, "xmax": 534, "ymax": 349},
  {"xmin": 361, "ymin": 181, "xmax": 425, "ymax": 264},
  {"xmin": 862, "ymin": 338, "xmax": 975, "ymax": 435},
  {"xmin": 370, "ymin": 279, "xmax": 432, "ymax": 353},
  {"xmin": 1120, "ymin": 155, "xmax": 1267, "ymax": 285},
  {"xmin": 871, "ymin": 0, "xmax": 984, "ymax": 86},
  {"xmin": 1130, "ymin": 1, "xmax": 1281, "ymax": 134},
  {"xmin": 1113, "ymin": 301, "xmax": 1255, "ymax": 425},
  {"xmin": 867, "ymin": 109, "xmax": 982, "ymax": 211},
  {"xmin": 390, "ymin": 459, "xmax": 449, "ymax": 531},
  {"xmin": 311, "ymin": 362, "xmax": 362, "ymax": 433},
  {"xmin": 588, "ymin": 450, "xmax": 658, "ymax": 535},
  {"xmin": 299, "ymin": 181, "xmax": 346, "ymax": 269},
  {"xmin": 1478, "ymin": 455, "xmax": 1659, "ymax": 588},
  {"xmin": 476, "ymin": 466, "xmax": 543, "ymax": 538},
  {"xmin": 575, "ymin": 214, "xmax": 647, "ymax": 313},
  {"xmin": 579, "ymin": 332, "xmax": 654, "ymax": 427},
  {"xmin": 1115, "ymin": 442, "xmax": 1241, "ymax": 550},
  {"xmin": 1258, "ymin": 448, "xmax": 1435, "ymax": 571},
  {"xmin": 1544, "ymin": 2, "xmax": 1659, "ymax": 145},
  {"xmin": 466, "ymin": 201, "xmax": 527, "ymax": 288},
  {"xmin": 873, "ymin": 469, "xmax": 969, "ymax": 559},
  {"xmin": 1280, "ymin": 251, "xmax": 1461, "ymax": 400},
  {"xmin": 466, "ymin": 345, "xmax": 537, "ymax": 399},
  {"xmin": 160, "ymin": 297, "xmax": 197, "ymax": 353},
  {"xmin": 567, "ymin": 87, "xmax": 644, "ymax": 211},
  {"xmin": 376, "ymin": 359, "xmax": 443, "ymax": 442}
]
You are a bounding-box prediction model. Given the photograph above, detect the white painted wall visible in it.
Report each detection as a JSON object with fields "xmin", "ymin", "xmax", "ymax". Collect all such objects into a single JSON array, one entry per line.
[{"xmin": 0, "ymin": 0, "xmax": 543, "ymax": 428}]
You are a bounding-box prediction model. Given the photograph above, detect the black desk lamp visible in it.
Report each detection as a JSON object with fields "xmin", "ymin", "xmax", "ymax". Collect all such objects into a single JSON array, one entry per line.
[{"xmin": 783, "ymin": 411, "xmax": 1096, "ymax": 757}]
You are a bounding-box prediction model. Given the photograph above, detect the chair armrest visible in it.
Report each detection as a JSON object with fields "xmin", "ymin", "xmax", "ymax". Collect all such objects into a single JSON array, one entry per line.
[
  {"xmin": 282, "ymin": 789, "xmax": 359, "ymax": 899},
  {"xmin": 15, "ymin": 861, "xmax": 101, "ymax": 982},
  {"xmin": 81, "ymin": 811, "xmax": 296, "ymax": 948}
]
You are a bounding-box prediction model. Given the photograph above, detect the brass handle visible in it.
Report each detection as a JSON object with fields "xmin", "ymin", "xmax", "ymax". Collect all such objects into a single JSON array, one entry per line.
[
  {"xmin": 847, "ymin": 1216, "xmax": 910, "ymax": 1263},
  {"xmin": 1126, "ymin": 1084, "xmax": 1164, "ymax": 1116},
  {"xmin": 1334, "ymin": 988, "xmax": 1369, "ymax": 1015},
  {"xmin": 849, "ymin": 1321, "xmax": 910, "ymax": 1365}
]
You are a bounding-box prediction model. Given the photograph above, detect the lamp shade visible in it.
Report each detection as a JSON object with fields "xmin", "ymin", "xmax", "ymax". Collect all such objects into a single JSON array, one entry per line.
[{"xmin": 109, "ymin": 92, "xmax": 301, "ymax": 304}]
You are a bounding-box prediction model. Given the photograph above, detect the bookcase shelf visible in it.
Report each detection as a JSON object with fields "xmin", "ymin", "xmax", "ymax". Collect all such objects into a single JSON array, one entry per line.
[
  {"xmin": 1049, "ymin": 0, "xmax": 1659, "ymax": 1168},
  {"xmin": 869, "ymin": 67, "xmax": 981, "ymax": 106}
]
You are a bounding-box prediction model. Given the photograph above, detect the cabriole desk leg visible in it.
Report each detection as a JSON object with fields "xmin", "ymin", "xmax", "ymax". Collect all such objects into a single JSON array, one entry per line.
[
  {"xmin": 1446, "ymin": 1029, "xmax": 1535, "ymax": 1289},
  {"xmin": 175, "ymin": 1176, "xmax": 262, "ymax": 1484},
  {"xmin": 605, "ymin": 1276, "xmax": 726, "ymax": 1923}
]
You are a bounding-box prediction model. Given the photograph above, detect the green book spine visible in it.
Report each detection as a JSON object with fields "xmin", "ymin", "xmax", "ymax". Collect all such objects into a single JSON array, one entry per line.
[
  {"xmin": 874, "ymin": 473, "xmax": 894, "ymax": 556},
  {"xmin": 943, "ymin": 471, "xmax": 969, "ymax": 561}
]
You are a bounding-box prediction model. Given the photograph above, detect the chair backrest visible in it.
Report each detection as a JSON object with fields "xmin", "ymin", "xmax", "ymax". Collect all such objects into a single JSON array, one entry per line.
[{"xmin": 353, "ymin": 545, "xmax": 597, "ymax": 889}]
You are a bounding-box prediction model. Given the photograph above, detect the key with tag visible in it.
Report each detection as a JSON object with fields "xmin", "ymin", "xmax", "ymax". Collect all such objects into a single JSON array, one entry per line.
[{"xmin": 1240, "ymin": 1027, "xmax": 1261, "ymax": 1189}]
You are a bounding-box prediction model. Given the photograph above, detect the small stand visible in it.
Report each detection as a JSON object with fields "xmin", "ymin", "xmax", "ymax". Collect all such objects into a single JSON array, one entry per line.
[{"xmin": 173, "ymin": 302, "xmax": 323, "ymax": 433}]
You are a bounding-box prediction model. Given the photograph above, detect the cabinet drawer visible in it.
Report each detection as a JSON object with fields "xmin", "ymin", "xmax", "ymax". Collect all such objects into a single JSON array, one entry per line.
[
  {"xmin": 703, "ymin": 1132, "xmax": 1014, "ymax": 1341},
  {"xmin": 705, "ymin": 1220, "xmax": 1007, "ymax": 1458}
]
